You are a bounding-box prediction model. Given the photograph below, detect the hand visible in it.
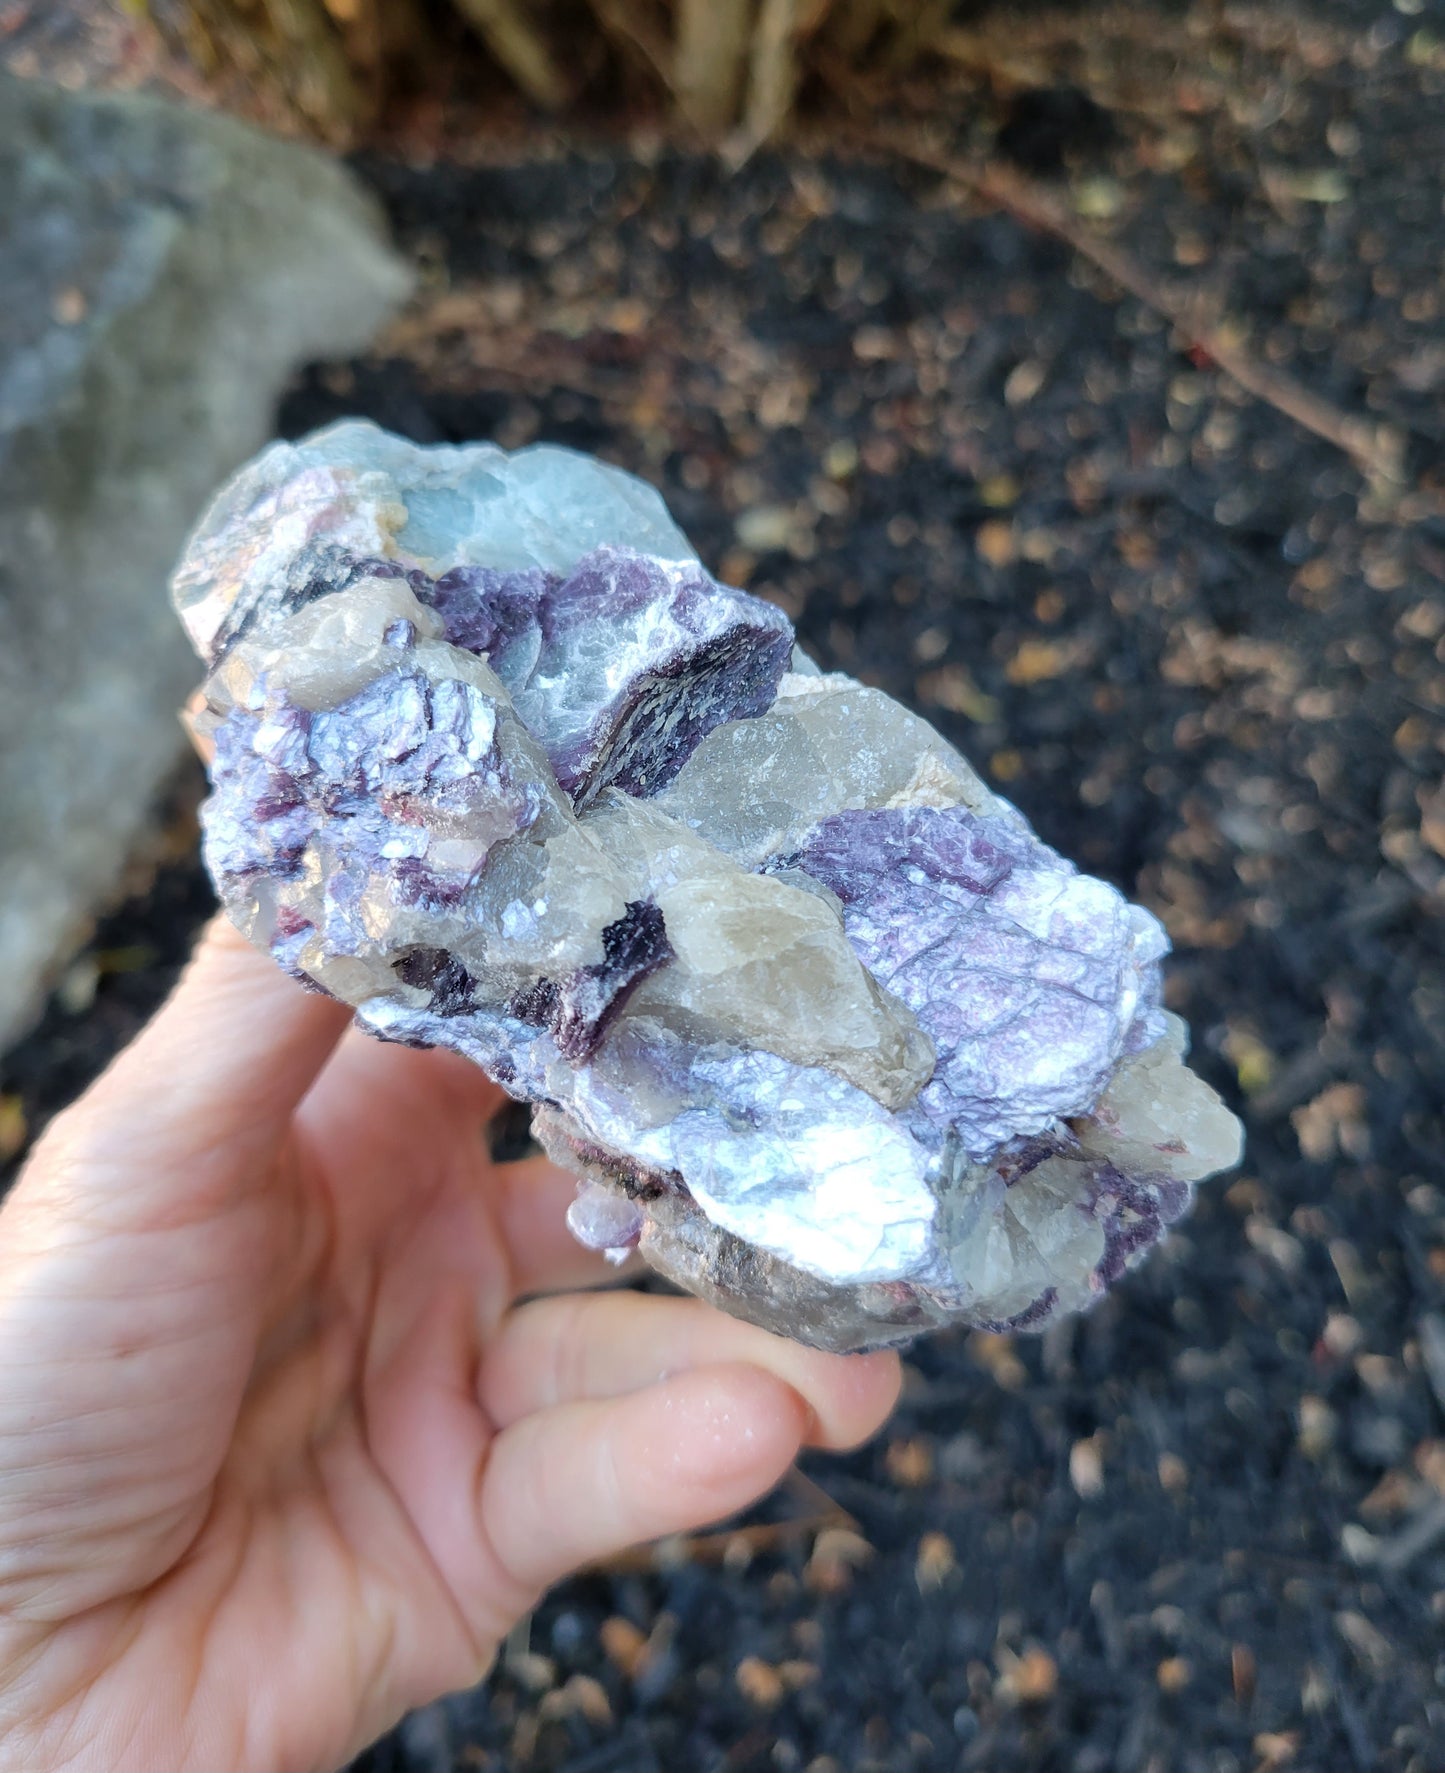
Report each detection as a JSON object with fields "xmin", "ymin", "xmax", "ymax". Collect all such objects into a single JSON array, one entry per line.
[{"xmin": 0, "ymin": 919, "xmax": 899, "ymax": 1772}]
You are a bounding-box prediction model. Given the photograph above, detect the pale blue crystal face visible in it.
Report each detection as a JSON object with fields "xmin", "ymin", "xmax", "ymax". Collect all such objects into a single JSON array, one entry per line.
[
  {"xmin": 175, "ymin": 425, "xmax": 696, "ymax": 654},
  {"xmin": 173, "ymin": 421, "xmax": 1242, "ymax": 1350}
]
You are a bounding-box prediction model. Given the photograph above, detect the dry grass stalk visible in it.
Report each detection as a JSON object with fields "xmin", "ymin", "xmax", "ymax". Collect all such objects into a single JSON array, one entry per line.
[
  {"xmin": 873, "ymin": 131, "xmax": 1407, "ymax": 487},
  {"xmin": 741, "ymin": 0, "xmax": 799, "ymax": 148},
  {"xmin": 169, "ymin": 0, "xmax": 966, "ymax": 140},
  {"xmin": 674, "ymin": 0, "xmax": 754, "ymax": 133},
  {"xmin": 879, "ymin": 0, "xmax": 952, "ymax": 72}
]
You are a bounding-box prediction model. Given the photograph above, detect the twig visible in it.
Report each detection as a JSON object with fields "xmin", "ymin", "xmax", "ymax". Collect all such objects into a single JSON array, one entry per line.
[
  {"xmin": 585, "ymin": 1464, "xmax": 856, "ymax": 1576},
  {"xmin": 868, "ymin": 131, "xmax": 1406, "ymax": 486}
]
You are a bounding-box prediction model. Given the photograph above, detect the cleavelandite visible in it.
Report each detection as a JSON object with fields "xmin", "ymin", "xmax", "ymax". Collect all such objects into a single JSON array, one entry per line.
[{"xmin": 173, "ymin": 421, "xmax": 1242, "ymax": 1351}]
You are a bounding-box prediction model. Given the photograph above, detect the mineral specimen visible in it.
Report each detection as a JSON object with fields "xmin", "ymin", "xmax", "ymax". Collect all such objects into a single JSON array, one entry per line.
[{"xmin": 173, "ymin": 420, "xmax": 1243, "ymax": 1352}]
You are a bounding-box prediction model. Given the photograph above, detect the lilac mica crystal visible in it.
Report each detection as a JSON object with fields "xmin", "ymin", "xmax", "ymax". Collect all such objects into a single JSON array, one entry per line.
[
  {"xmin": 173, "ymin": 420, "xmax": 1243, "ymax": 1352},
  {"xmin": 566, "ymin": 1184, "xmax": 645, "ymax": 1257},
  {"xmin": 404, "ymin": 547, "xmax": 794, "ymax": 805},
  {"xmin": 781, "ymin": 804, "xmax": 1168, "ymax": 1154}
]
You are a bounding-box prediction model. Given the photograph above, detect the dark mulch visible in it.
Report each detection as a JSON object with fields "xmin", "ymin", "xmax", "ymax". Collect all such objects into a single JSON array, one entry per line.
[{"xmin": 5, "ymin": 5, "xmax": 1445, "ymax": 1770}]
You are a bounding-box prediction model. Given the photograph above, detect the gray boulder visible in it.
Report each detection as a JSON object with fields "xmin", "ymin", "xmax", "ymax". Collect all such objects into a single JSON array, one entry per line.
[{"xmin": 0, "ymin": 74, "xmax": 411, "ymax": 1052}]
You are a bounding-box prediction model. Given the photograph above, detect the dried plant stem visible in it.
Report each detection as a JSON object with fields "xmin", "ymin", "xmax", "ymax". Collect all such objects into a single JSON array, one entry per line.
[
  {"xmin": 877, "ymin": 134, "xmax": 1405, "ymax": 485},
  {"xmin": 880, "ymin": 0, "xmax": 952, "ymax": 71},
  {"xmin": 169, "ymin": 0, "xmax": 970, "ymax": 139},
  {"xmin": 586, "ymin": 1466, "xmax": 857, "ymax": 1575},
  {"xmin": 741, "ymin": 0, "xmax": 799, "ymax": 150},
  {"xmin": 674, "ymin": 0, "xmax": 753, "ymax": 133}
]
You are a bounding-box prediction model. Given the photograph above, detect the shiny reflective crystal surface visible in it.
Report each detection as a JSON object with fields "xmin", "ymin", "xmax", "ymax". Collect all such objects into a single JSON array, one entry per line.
[{"xmin": 173, "ymin": 421, "xmax": 1243, "ymax": 1351}]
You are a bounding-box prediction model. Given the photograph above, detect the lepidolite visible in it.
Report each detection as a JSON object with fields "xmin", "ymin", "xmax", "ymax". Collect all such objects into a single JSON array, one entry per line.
[{"xmin": 173, "ymin": 421, "xmax": 1242, "ymax": 1351}]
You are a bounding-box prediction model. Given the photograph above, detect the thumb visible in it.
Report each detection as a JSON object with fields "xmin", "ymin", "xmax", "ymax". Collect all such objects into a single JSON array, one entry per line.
[
  {"xmin": 20, "ymin": 914, "xmax": 350, "ymax": 1234},
  {"xmin": 0, "ymin": 920, "xmax": 349, "ymax": 1618}
]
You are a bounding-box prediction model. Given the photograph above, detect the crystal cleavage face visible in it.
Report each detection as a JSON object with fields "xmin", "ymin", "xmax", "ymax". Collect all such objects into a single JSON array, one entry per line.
[{"xmin": 172, "ymin": 421, "xmax": 1243, "ymax": 1352}]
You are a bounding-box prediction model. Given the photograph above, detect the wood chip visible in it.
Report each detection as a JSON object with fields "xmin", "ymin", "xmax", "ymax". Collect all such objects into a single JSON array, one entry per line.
[
  {"xmin": 1335, "ymin": 1610, "xmax": 1393, "ymax": 1675},
  {"xmin": 1297, "ymin": 1395, "xmax": 1337, "ymax": 1459},
  {"xmin": 736, "ymin": 1655, "xmax": 786, "ymax": 1709},
  {"xmin": 916, "ymin": 664, "xmax": 1000, "ymax": 722},
  {"xmin": 975, "ymin": 518, "xmax": 1017, "ymax": 567},
  {"xmin": 1006, "ymin": 638, "xmax": 1074, "ymax": 685},
  {"xmin": 600, "ymin": 1615, "xmax": 649, "ymax": 1678},
  {"xmin": 1004, "ymin": 359, "xmax": 1046, "ymax": 405},
  {"xmin": 1157, "ymin": 1452, "xmax": 1189, "ymax": 1492},
  {"xmin": 915, "ymin": 1531, "xmax": 957, "ymax": 1592},
  {"xmin": 885, "ymin": 1437, "xmax": 934, "ymax": 1487},
  {"xmin": 1069, "ymin": 1436, "xmax": 1106, "ymax": 1498},
  {"xmin": 779, "ymin": 1658, "xmax": 820, "ymax": 1691},
  {"xmin": 969, "ymin": 1331, "xmax": 1028, "ymax": 1389},
  {"xmin": 539, "ymin": 1672, "xmax": 613, "ymax": 1727},
  {"xmin": 997, "ymin": 1646, "xmax": 1058, "ymax": 1704},
  {"xmin": 1157, "ymin": 1656, "xmax": 1192, "ymax": 1693},
  {"xmin": 805, "ymin": 1526, "xmax": 873, "ymax": 1594},
  {"xmin": 1232, "ymin": 1643, "xmax": 1258, "ymax": 1707}
]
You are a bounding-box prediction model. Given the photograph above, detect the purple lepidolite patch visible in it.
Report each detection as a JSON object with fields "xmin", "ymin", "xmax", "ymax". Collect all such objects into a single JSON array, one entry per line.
[
  {"xmin": 404, "ymin": 547, "xmax": 793, "ymax": 805},
  {"xmin": 779, "ymin": 805, "xmax": 1167, "ymax": 1154},
  {"xmin": 202, "ymin": 639, "xmax": 544, "ymax": 977}
]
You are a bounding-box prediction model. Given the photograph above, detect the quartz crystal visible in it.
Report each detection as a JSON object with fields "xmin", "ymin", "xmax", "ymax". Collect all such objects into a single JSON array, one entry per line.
[{"xmin": 173, "ymin": 421, "xmax": 1243, "ymax": 1352}]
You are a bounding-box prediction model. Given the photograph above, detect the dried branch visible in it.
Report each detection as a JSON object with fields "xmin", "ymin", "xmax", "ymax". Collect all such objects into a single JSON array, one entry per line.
[
  {"xmin": 586, "ymin": 1466, "xmax": 857, "ymax": 1576},
  {"xmin": 874, "ymin": 133, "xmax": 1405, "ymax": 486}
]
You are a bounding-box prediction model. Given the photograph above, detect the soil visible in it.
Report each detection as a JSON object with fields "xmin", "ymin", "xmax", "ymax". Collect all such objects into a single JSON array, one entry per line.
[{"xmin": 5, "ymin": 4, "xmax": 1445, "ymax": 1769}]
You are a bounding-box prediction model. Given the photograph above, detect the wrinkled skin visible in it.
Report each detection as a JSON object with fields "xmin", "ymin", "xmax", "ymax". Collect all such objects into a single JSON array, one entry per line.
[{"xmin": 0, "ymin": 921, "xmax": 898, "ymax": 1773}]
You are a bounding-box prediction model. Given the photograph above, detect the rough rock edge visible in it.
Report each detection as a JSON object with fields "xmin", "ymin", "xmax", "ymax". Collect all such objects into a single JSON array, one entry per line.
[{"xmin": 533, "ymin": 1105, "xmax": 939, "ymax": 1352}]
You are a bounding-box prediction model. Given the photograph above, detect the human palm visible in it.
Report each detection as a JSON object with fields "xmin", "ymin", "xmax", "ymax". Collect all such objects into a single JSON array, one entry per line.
[{"xmin": 0, "ymin": 921, "xmax": 898, "ymax": 1772}]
